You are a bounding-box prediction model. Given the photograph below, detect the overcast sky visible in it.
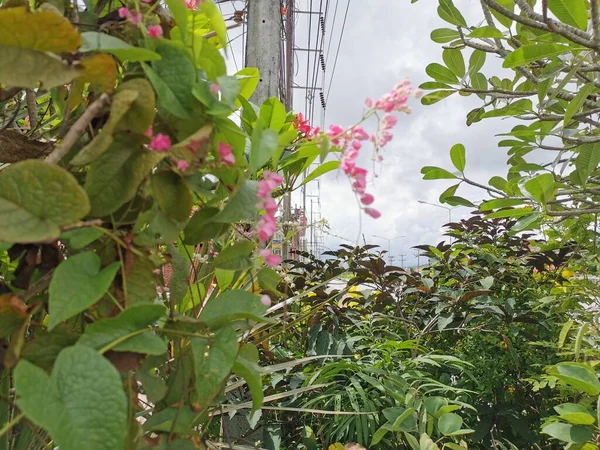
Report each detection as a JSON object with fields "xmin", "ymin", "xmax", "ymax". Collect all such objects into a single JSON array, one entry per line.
[{"xmin": 220, "ymin": 0, "xmax": 514, "ymax": 266}]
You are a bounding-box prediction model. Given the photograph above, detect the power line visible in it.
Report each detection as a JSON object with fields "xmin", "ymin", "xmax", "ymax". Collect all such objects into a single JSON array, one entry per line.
[{"xmin": 325, "ymin": 0, "xmax": 350, "ymax": 104}]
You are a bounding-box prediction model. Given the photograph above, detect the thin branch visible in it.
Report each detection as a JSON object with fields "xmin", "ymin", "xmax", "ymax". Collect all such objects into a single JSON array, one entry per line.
[
  {"xmin": 459, "ymin": 176, "xmax": 513, "ymax": 198},
  {"xmin": 547, "ymin": 207, "xmax": 600, "ymax": 216},
  {"xmin": 45, "ymin": 93, "xmax": 111, "ymax": 165},
  {"xmin": 60, "ymin": 219, "xmax": 103, "ymax": 232},
  {"xmin": 460, "ymin": 87, "xmax": 537, "ymax": 97}
]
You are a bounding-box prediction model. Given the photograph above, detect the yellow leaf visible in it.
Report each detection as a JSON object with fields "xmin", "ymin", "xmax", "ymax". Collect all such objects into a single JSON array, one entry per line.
[
  {"xmin": 0, "ymin": 7, "xmax": 81, "ymax": 53},
  {"xmin": 80, "ymin": 54, "xmax": 118, "ymax": 93}
]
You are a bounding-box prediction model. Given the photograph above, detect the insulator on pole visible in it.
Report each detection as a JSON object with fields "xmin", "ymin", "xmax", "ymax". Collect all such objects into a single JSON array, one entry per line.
[
  {"xmin": 319, "ymin": 91, "xmax": 326, "ymax": 109},
  {"xmin": 320, "ymin": 16, "xmax": 325, "ymax": 35},
  {"xmin": 319, "ymin": 53, "xmax": 325, "ymax": 71}
]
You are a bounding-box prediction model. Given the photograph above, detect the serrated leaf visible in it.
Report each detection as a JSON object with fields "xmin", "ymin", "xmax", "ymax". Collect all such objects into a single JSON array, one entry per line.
[
  {"xmin": 14, "ymin": 346, "xmax": 127, "ymax": 450},
  {"xmin": 48, "ymin": 252, "xmax": 120, "ymax": 330},
  {"xmin": 0, "ymin": 160, "xmax": 90, "ymax": 243}
]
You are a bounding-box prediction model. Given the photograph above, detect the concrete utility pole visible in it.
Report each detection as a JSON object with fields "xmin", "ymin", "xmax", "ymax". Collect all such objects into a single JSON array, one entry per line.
[{"xmin": 245, "ymin": 0, "xmax": 281, "ymax": 104}]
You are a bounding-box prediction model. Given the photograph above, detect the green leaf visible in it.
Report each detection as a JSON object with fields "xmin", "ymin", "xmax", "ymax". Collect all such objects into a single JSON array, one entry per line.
[
  {"xmin": 80, "ymin": 32, "xmax": 161, "ymax": 61},
  {"xmin": 555, "ymin": 404, "xmax": 596, "ymax": 425},
  {"xmin": 235, "ymin": 68, "xmax": 260, "ymax": 108},
  {"xmin": 484, "ymin": 207, "xmax": 534, "ymax": 219},
  {"xmin": 14, "ymin": 346, "xmax": 127, "ymax": 450},
  {"xmin": 481, "ymin": 99, "xmax": 533, "ymax": 118},
  {"xmin": 421, "ymin": 166, "xmax": 457, "ymax": 180},
  {"xmin": 60, "ymin": 228, "xmax": 104, "ymax": 250},
  {"xmin": 437, "ymin": 0, "xmax": 467, "ymax": 27},
  {"xmin": 85, "ymin": 140, "xmax": 163, "ymax": 217},
  {"xmin": 450, "ymin": 143, "xmax": 466, "ymax": 172},
  {"xmin": 370, "ymin": 426, "xmax": 389, "ymax": 446},
  {"xmin": 199, "ymin": 290, "xmax": 270, "ymax": 329},
  {"xmin": 419, "ymin": 81, "xmax": 454, "ymax": 90},
  {"xmin": 469, "ymin": 50, "xmax": 486, "ymax": 77},
  {"xmin": 503, "ymin": 44, "xmax": 571, "ymax": 69},
  {"xmin": 0, "ymin": 160, "xmax": 90, "ymax": 243},
  {"xmin": 113, "ymin": 79, "xmax": 157, "ymax": 135},
  {"xmin": 152, "ymin": 172, "xmax": 193, "ymax": 222},
  {"xmin": 258, "ymin": 267, "xmax": 280, "ymax": 292},
  {"xmin": 250, "ymin": 123, "xmax": 279, "ymax": 173},
  {"xmin": 552, "ymin": 363, "xmax": 600, "ymax": 395},
  {"xmin": 430, "ymin": 28, "xmax": 460, "ymax": 43},
  {"xmin": 542, "ymin": 422, "xmax": 593, "ymax": 444},
  {"xmin": 126, "ymin": 257, "xmax": 159, "ymax": 306},
  {"xmin": 212, "ymin": 181, "xmax": 259, "ymax": 223},
  {"xmin": 524, "ymin": 173, "xmax": 556, "ymax": 205},
  {"xmin": 166, "ymin": 0, "xmax": 188, "ymax": 43},
  {"xmin": 548, "ymin": 0, "xmax": 588, "ymax": 30},
  {"xmin": 200, "ymin": 0, "xmax": 228, "ymax": 49},
  {"xmin": 216, "ymin": 75, "xmax": 241, "ymax": 109},
  {"xmin": 565, "ymin": 83, "xmax": 596, "ymax": 125},
  {"xmin": 421, "ymin": 90, "xmax": 455, "ymax": 105},
  {"xmin": 232, "ymin": 343, "xmax": 263, "ymax": 410},
  {"xmin": 191, "ymin": 326, "xmax": 238, "ymax": 406},
  {"xmin": 468, "ymin": 26, "xmax": 503, "ymax": 39},
  {"xmin": 183, "ymin": 207, "xmax": 228, "ymax": 244},
  {"xmin": 480, "ymin": 198, "xmax": 525, "ymax": 210},
  {"xmin": 424, "ymin": 397, "xmax": 448, "ymax": 415},
  {"xmin": 212, "ymin": 241, "xmax": 256, "ymax": 271},
  {"xmin": 300, "ymin": 161, "xmax": 340, "ymax": 186},
  {"xmin": 150, "ymin": 44, "xmax": 196, "ymax": 115},
  {"xmin": 21, "ymin": 325, "xmax": 80, "ymax": 372},
  {"xmin": 575, "ymin": 143, "xmax": 600, "ymax": 184},
  {"xmin": 143, "ymin": 63, "xmax": 190, "ymax": 119},
  {"xmin": 443, "ymin": 49, "xmax": 465, "ymax": 78},
  {"xmin": 438, "ymin": 413, "xmax": 463, "ymax": 435},
  {"xmin": 489, "ymin": 176, "xmax": 508, "ymax": 191},
  {"xmin": 575, "ymin": 323, "xmax": 589, "ymax": 360},
  {"xmin": 558, "ymin": 320, "xmax": 575, "ymax": 349},
  {"xmin": 167, "ymin": 245, "xmax": 191, "ymax": 306},
  {"xmin": 78, "ymin": 304, "xmax": 167, "ymax": 352},
  {"xmin": 48, "ymin": 252, "xmax": 119, "ymax": 330},
  {"xmin": 196, "ymin": 36, "xmax": 226, "ymax": 81},
  {"xmin": 259, "ymin": 97, "xmax": 287, "ymax": 132},
  {"xmin": 489, "ymin": 0, "xmax": 514, "ymax": 27},
  {"xmin": 425, "ymin": 63, "xmax": 458, "ymax": 84},
  {"xmin": 419, "ymin": 433, "xmax": 439, "ymax": 450},
  {"xmin": 0, "ymin": 45, "xmax": 80, "ymax": 89}
]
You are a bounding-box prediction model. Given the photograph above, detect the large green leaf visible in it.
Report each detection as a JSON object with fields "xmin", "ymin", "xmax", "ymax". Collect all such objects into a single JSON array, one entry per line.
[
  {"xmin": 85, "ymin": 140, "xmax": 163, "ymax": 217},
  {"xmin": 503, "ymin": 44, "xmax": 571, "ymax": 69},
  {"xmin": 200, "ymin": 0, "xmax": 228, "ymax": 49},
  {"xmin": 430, "ymin": 28, "xmax": 460, "ymax": 43},
  {"xmin": 523, "ymin": 173, "xmax": 556, "ymax": 205},
  {"xmin": 183, "ymin": 207, "xmax": 228, "ymax": 244},
  {"xmin": 250, "ymin": 123, "xmax": 279, "ymax": 173},
  {"xmin": 125, "ymin": 257, "xmax": 159, "ymax": 306},
  {"xmin": 552, "ymin": 363, "xmax": 600, "ymax": 395},
  {"xmin": 489, "ymin": 0, "xmax": 514, "ymax": 27},
  {"xmin": 14, "ymin": 346, "xmax": 127, "ymax": 450},
  {"xmin": 143, "ymin": 64, "xmax": 190, "ymax": 119},
  {"xmin": 199, "ymin": 290, "xmax": 270, "ymax": 329},
  {"xmin": 212, "ymin": 241, "xmax": 256, "ymax": 271},
  {"xmin": 48, "ymin": 252, "xmax": 120, "ymax": 330},
  {"xmin": 425, "ymin": 63, "xmax": 458, "ymax": 84},
  {"xmin": 437, "ymin": 0, "xmax": 467, "ymax": 27},
  {"xmin": 152, "ymin": 172, "xmax": 193, "ymax": 222},
  {"xmin": 564, "ymin": 83, "xmax": 596, "ymax": 125},
  {"xmin": 259, "ymin": 97, "xmax": 287, "ymax": 132},
  {"xmin": 235, "ymin": 67, "xmax": 260, "ymax": 107},
  {"xmin": 232, "ymin": 343, "xmax": 263, "ymax": 410},
  {"xmin": 548, "ymin": 0, "xmax": 588, "ymax": 30},
  {"xmin": 191, "ymin": 326, "xmax": 238, "ymax": 406},
  {"xmin": 0, "ymin": 160, "xmax": 90, "ymax": 243},
  {"xmin": 212, "ymin": 181, "xmax": 259, "ymax": 223},
  {"xmin": 113, "ymin": 79, "xmax": 157, "ymax": 135},
  {"xmin": 80, "ymin": 32, "xmax": 161, "ymax": 62},
  {"xmin": 542, "ymin": 422, "xmax": 593, "ymax": 444},
  {"xmin": 78, "ymin": 304, "xmax": 167, "ymax": 353},
  {"xmin": 422, "ymin": 166, "xmax": 457, "ymax": 180},
  {"xmin": 437, "ymin": 413, "xmax": 463, "ymax": 435},
  {"xmin": 0, "ymin": 45, "xmax": 80, "ymax": 89},
  {"xmin": 443, "ymin": 49, "xmax": 465, "ymax": 78},
  {"xmin": 554, "ymin": 404, "xmax": 596, "ymax": 425},
  {"xmin": 151, "ymin": 43, "xmax": 196, "ymax": 113},
  {"xmin": 166, "ymin": 0, "xmax": 188, "ymax": 43},
  {"xmin": 449, "ymin": 144, "xmax": 466, "ymax": 172},
  {"xmin": 575, "ymin": 143, "xmax": 600, "ymax": 184},
  {"xmin": 300, "ymin": 160, "xmax": 340, "ymax": 186}
]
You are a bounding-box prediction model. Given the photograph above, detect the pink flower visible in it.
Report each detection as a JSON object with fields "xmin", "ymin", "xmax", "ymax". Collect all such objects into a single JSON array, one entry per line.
[
  {"xmin": 259, "ymin": 249, "xmax": 281, "ymax": 267},
  {"xmin": 365, "ymin": 98, "xmax": 373, "ymax": 108},
  {"xmin": 257, "ymin": 216, "xmax": 277, "ymax": 242},
  {"xmin": 149, "ymin": 133, "xmax": 171, "ymax": 151},
  {"xmin": 294, "ymin": 113, "xmax": 313, "ymax": 135},
  {"xmin": 351, "ymin": 140, "xmax": 362, "ymax": 151},
  {"xmin": 353, "ymin": 127, "xmax": 369, "ymax": 141},
  {"xmin": 263, "ymin": 171, "xmax": 284, "ymax": 186},
  {"xmin": 118, "ymin": 7, "xmax": 130, "ymax": 18},
  {"xmin": 360, "ymin": 193, "xmax": 374, "ymax": 205},
  {"xmin": 379, "ymin": 131, "xmax": 393, "ymax": 147},
  {"xmin": 364, "ymin": 207, "xmax": 381, "ymax": 219},
  {"xmin": 185, "ymin": 0, "xmax": 197, "ymax": 7},
  {"xmin": 210, "ymin": 83, "xmax": 220, "ymax": 94},
  {"xmin": 415, "ymin": 89, "xmax": 424, "ymax": 99},
  {"xmin": 176, "ymin": 160, "xmax": 189, "ymax": 171},
  {"xmin": 382, "ymin": 113, "xmax": 398, "ymax": 130},
  {"xmin": 352, "ymin": 180, "xmax": 366, "ymax": 194},
  {"xmin": 261, "ymin": 197, "xmax": 278, "ymax": 215},
  {"xmin": 260, "ymin": 294, "xmax": 272, "ymax": 306},
  {"xmin": 258, "ymin": 171, "xmax": 284, "ymax": 197},
  {"xmin": 186, "ymin": 138, "xmax": 205, "ymax": 153},
  {"xmin": 218, "ymin": 142, "xmax": 235, "ymax": 166},
  {"xmin": 129, "ymin": 11, "xmax": 142, "ymax": 25},
  {"xmin": 147, "ymin": 25, "xmax": 163, "ymax": 39},
  {"xmin": 145, "ymin": 126, "xmax": 153, "ymax": 138}
]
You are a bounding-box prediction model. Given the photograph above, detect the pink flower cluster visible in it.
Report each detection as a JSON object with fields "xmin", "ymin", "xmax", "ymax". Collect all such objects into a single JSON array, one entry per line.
[
  {"xmin": 256, "ymin": 171, "xmax": 283, "ymax": 242},
  {"xmin": 147, "ymin": 25, "xmax": 163, "ymax": 39},
  {"xmin": 118, "ymin": 7, "xmax": 142, "ymax": 25},
  {"xmin": 365, "ymin": 79, "xmax": 414, "ymax": 114},
  {"xmin": 146, "ymin": 127, "xmax": 171, "ymax": 152},
  {"xmin": 329, "ymin": 125, "xmax": 381, "ymax": 219},
  {"xmin": 293, "ymin": 113, "xmax": 319, "ymax": 139},
  {"xmin": 217, "ymin": 142, "xmax": 235, "ymax": 166}
]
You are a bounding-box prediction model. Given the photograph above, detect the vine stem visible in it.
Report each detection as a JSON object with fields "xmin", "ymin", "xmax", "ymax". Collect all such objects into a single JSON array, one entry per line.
[
  {"xmin": 99, "ymin": 328, "xmax": 150, "ymax": 354},
  {"xmin": 0, "ymin": 412, "xmax": 24, "ymax": 439},
  {"xmin": 45, "ymin": 93, "xmax": 111, "ymax": 165}
]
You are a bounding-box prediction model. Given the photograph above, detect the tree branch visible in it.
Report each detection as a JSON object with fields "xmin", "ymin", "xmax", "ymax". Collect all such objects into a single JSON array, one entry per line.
[
  {"xmin": 25, "ymin": 89, "xmax": 37, "ymax": 131},
  {"xmin": 45, "ymin": 93, "xmax": 111, "ymax": 165}
]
